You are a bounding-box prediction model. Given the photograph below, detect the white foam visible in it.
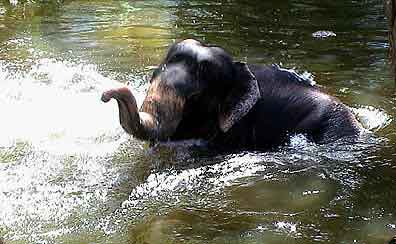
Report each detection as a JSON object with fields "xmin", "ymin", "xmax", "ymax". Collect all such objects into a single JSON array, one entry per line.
[
  {"xmin": 9, "ymin": 0, "xmax": 18, "ymax": 6},
  {"xmin": 122, "ymin": 152, "xmax": 269, "ymax": 207},
  {"xmin": 0, "ymin": 59, "xmax": 144, "ymax": 155},
  {"xmin": 275, "ymin": 65, "xmax": 316, "ymax": 86},
  {"xmin": 288, "ymin": 134, "xmax": 312, "ymax": 148},
  {"xmin": 0, "ymin": 152, "xmax": 118, "ymax": 233},
  {"xmin": 275, "ymin": 221, "xmax": 297, "ymax": 233},
  {"xmin": 352, "ymin": 106, "xmax": 392, "ymax": 132}
]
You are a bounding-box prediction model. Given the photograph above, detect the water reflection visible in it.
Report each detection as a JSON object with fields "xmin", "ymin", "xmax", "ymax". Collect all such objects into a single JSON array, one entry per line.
[{"xmin": 0, "ymin": 0, "xmax": 395, "ymax": 243}]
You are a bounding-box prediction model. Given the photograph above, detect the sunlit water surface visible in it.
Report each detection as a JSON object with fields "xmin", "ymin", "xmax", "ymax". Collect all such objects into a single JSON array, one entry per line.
[{"xmin": 0, "ymin": 1, "xmax": 395, "ymax": 243}]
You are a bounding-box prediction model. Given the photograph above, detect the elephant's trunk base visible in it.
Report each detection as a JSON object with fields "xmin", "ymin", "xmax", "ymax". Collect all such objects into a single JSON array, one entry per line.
[{"xmin": 101, "ymin": 87, "xmax": 158, "ymax": 141}]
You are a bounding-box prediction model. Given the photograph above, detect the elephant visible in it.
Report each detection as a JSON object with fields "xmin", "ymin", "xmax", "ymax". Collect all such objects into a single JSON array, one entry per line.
[{"xmin": 102, "ymin": 39, "xmax": 361, "ymax": 150}]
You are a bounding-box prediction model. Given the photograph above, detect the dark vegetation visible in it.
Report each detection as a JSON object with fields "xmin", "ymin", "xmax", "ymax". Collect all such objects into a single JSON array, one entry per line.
[{"xmin": 385, "ymin": 0, "xmax": 396, "ymax": 78}]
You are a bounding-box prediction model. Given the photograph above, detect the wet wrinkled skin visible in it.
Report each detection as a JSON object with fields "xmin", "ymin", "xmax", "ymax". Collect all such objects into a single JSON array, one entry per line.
[{"xmin": 102, "ymin": 39, "xmax": 362, "ymax": 150}]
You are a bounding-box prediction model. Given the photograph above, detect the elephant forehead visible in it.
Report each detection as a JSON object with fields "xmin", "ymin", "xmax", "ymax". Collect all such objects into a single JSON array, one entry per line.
[
  {"xmin": 163, "ymin": 64, "xmax": 189, "ymax": 81},
  {"xmin": 146, "ymin": 75, "xmax": 186, "ymax": 102},
  {"xmin": 169, "ymin": 40, "xmax": 213, "ymax": 62},
  {"xmin": 160, "ymin": 64, "xmax": 198, "ymax": 97},
  {"xmin": 191, "ymin": 45, "xmax": 212, "ymax": 62}
]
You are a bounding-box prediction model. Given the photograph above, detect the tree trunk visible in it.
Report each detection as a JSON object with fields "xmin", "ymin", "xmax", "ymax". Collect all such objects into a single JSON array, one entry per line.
[{"xmin": 385, "ymin": 0, "xmax": 396, "ymax": 78}]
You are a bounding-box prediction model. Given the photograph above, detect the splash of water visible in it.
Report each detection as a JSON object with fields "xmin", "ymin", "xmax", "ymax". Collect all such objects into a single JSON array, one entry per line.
[
  {"xmin": 0, "ymin": 58, "xmax": 145, "ymax": 241},
  {"xmin": 0, "ymin": 58, "xmax": 146, "ymax": 155},
  {"xmin": 352, "ymin": 105, "xmax": 392, "ymax": 132},
  {"xmin": 122, "ymin": 152, "xmax": 271, "ymax": 209}
]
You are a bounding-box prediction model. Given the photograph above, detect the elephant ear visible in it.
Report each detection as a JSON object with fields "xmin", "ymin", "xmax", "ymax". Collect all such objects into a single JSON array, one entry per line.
[{"xmin": 219, "ymin": 62, "xmax": 260, "ymax": 132}]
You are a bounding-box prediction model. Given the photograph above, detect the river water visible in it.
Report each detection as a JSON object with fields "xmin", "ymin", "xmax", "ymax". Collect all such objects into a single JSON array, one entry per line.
[{"xmin": 0, "ymin": 0, "xmax": 395, "ymax": 243}]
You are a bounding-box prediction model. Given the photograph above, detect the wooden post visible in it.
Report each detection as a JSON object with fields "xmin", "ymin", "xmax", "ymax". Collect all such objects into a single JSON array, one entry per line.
[{"xmin": 385, "ymin": 0, "xmax": 396, "ymax": 78}]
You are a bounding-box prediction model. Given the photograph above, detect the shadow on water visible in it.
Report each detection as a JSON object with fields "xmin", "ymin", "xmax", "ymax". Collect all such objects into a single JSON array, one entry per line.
[{"xmin": 0, "ymin": 0, "xmax": 395, "ymax": 243}]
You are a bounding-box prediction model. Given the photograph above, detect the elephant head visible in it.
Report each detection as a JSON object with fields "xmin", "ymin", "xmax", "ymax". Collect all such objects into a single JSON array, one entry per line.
[{"xmin": 102, "ymin": 39, "xmax": 260, "ymax": 142}]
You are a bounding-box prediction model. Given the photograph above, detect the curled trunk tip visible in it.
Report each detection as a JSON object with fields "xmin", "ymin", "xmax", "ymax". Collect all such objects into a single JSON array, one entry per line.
[{"xmin": 101, "ymin": 87, "xmax": 133, "ymax": 103}]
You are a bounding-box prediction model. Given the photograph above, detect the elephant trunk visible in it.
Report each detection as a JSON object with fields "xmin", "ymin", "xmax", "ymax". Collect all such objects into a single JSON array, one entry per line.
[{"xmin": 101, "ymin": 87, "xmax": 158, "ymax": 141}]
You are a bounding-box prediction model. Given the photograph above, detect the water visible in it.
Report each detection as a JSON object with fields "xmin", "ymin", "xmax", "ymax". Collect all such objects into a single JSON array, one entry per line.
[{"xmin": 0, "ymin": 0, "xmax": 395, "ymax": 243}]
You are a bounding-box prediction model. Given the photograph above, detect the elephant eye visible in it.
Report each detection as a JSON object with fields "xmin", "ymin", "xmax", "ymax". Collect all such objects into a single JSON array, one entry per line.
[
  {"xmin": 150, "ymin": 67, "xmax": 161, "ymax": 82},
  {"xmin": 168, "ymin": 54, "xmax": 183, "ymax": 63}
]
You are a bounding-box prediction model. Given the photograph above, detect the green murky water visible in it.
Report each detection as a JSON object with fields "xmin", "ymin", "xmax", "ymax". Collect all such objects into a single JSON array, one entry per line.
[{"xmin": 0, "ymin": 0, "xmax": 395, "ymax": 243}]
